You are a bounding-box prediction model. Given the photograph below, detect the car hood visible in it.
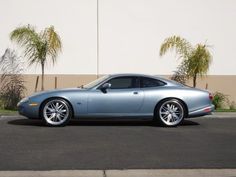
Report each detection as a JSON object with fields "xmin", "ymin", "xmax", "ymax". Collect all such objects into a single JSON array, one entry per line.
[{"xmin": 29, "ymin": 88, "xmax": 88, "ymax": 98}]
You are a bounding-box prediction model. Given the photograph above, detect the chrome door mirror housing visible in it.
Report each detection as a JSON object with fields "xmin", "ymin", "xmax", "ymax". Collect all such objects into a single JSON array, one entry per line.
[
  {"xmin": 101, "ymin": 83, "xmax": 111, "ymax": 89},
  {"xmin": 100, "ymin": 83, "xmax": 111, "ymax": 92}
]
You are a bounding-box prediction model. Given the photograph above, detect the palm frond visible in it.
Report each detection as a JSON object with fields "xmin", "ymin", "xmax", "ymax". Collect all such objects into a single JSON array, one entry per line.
[
  {"xmin": 186, "ymin": 44, "xmax": 212, "ymax": 78},
  {"xmin": 42, "ymin": 26, "xmax": 62, "ymax": 65},
  {"xmin": 159, "ymin": 35, "xmax": 193, "ymax": 59},
  {"xmin": 10, "ymin": 25, "xmax": 44, "ymax": 65},
  {"xmin": 10, "ymin": 25, "xmax": 39, "ymax": 47}
]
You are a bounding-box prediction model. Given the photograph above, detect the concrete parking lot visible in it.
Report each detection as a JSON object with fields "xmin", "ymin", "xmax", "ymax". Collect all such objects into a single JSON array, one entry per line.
[{"xmin": 0, "ymin": 115, "xmax": 236, "ymax": 171}]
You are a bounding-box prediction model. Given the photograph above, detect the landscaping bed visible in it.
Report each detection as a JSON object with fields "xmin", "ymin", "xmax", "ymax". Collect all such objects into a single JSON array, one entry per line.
[{"xmin": 0, "ymin": 109, "xmax": 18, "ymax": 116}]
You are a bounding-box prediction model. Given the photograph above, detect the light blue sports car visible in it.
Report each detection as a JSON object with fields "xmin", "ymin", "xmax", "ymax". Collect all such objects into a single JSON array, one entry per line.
[{"xmin": 18, "ymin": 74, "xmax": 214, "ymax": 127}]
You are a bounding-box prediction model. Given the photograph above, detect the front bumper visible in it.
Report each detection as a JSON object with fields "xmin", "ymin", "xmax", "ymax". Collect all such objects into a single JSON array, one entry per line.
[{"xmin": 17, "ymin": 101, "xmax": 40, "ymax": 119}]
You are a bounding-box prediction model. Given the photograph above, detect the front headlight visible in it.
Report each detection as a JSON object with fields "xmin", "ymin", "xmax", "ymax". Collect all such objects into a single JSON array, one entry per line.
[
  {"xmin": 17, "ymin": 97, "xmax": 29, "ymax": 106},
  {"xmin": 20, "ymin": 97, "xmax": 29, "ymax": 103}
]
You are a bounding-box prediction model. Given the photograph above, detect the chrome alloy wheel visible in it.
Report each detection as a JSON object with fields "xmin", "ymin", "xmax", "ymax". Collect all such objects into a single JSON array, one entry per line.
[
  {"xmin": 43, "ymin": 99, "xmax": 69, "ymax": 126},
  {"xmin": 159, "ymin": 100, "xmax": 184, "ymax": 126}
]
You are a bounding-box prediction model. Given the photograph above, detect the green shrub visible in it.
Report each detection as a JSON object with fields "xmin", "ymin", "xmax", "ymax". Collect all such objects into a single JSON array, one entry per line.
[
  {"xmin": 0, "ymin": 49, "xmax": 25, "ymax": 110},
  {"xmin": 212, "ymin": 92, "xmax": 228, "ymax": 109},
  {"xmin": 0, "ymin": 78, "xmax": 25, "ymax": 110},
  {"xmin": 229, "ymin": 101, "xmax": 236, "ymax": 110},
  {"xmin": 0, "ymin": 99, "xmax": 4, "ymax": 109}
]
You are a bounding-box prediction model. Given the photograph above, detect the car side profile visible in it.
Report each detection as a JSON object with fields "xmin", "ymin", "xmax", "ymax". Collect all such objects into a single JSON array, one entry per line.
[{"xmin": 18, "ymin": 74, "xmax": 214, "ymax": 127}]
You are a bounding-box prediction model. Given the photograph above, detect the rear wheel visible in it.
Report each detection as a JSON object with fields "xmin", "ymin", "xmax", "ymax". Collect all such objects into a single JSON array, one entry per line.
[
  {"xmin": 155, "ymin": 99, "xmax": 185, "ymax": 127},
  {"xmin": 41, "ymin": 98, "xmax": 72, "ymax": 127}
]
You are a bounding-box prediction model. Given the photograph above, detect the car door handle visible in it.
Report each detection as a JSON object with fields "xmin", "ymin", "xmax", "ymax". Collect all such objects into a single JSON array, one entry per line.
[{"xmin": 133, "ymin": 91, "xmax": 138, "ymax": 95}]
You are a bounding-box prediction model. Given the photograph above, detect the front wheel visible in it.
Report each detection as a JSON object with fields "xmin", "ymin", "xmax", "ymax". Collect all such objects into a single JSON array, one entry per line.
[
  {"xmin": 41, "ymin": 98, "xmax": 72, "ymax": 127},
  {"xmin": 155, "ymin": 99, "xmax": 185, "ymax": 127}
]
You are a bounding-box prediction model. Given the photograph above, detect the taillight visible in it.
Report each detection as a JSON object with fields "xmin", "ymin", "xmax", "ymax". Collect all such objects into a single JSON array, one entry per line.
[{"xmin": 209, "ymin": 93, "xmax": 213, "ymax": 100}]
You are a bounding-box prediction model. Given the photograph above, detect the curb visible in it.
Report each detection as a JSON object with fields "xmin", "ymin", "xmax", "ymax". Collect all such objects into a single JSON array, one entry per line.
[
  {"xmin": 0, "ymin": 169, "xmax": 235, "ymax": 177},
  {"xmin": 204, "ymin": 112, "xmax": 236, "ymax": 118}
]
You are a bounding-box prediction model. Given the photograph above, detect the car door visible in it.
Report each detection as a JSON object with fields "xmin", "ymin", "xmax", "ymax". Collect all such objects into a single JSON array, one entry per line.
[
  {"xmin": 138, "ymin": 76, "xmax": 167, "ymax": 114},
  {"xmin": 87, "ymin": 76, "xmax": 144, "ymax": 116}
]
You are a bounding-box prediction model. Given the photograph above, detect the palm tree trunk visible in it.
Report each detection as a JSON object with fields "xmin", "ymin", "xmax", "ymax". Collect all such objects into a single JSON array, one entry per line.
[
  {"xmin": 41, "ymin": 62, "xmax": 45, "ymax": 91},
  {"xmin": 193, "ymin": 74, "xmax": 197, "ymax": 87}
]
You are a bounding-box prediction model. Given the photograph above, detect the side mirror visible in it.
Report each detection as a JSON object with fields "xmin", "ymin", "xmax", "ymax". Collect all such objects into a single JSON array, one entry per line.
[{"xmin": 100, "ymin": 83, "xmax": 111, "ymax": 92}]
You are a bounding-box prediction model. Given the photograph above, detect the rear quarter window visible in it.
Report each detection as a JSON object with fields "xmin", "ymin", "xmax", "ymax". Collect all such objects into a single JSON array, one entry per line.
[{"xmin": 140, "ymin": 77, "xmax": 166, "ymax": 88}]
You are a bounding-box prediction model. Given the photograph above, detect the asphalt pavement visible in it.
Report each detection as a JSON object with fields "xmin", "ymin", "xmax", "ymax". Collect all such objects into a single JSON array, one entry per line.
[{"xmin": 0, "ymin": 116, "xmax": 236, "ymax": 170}]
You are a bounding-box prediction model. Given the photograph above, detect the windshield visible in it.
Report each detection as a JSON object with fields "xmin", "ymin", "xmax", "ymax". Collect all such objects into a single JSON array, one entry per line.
[{"xmin": 83, "ymin": 75, "xmax": 109, "ymax": 89}]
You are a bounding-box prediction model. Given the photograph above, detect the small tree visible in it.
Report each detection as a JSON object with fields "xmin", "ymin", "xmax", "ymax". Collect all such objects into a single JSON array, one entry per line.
[
  {"xmin": 10, "ymin": 25, "xmax": 62, "ymax": 91},
  {"xmin": 160, "ymin": 36, "xmax": 212, "ymax": 87},
  {"xmin": 0, "ymin": 49, "xmax": 26, "ymax": 110}
]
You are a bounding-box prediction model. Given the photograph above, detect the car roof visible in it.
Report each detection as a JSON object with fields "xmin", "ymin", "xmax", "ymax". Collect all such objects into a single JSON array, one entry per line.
[
  {"xmin": 109, "ymin": 73, "xmax": 164, "ymax": 80},
  {"xmin": 109, "ymin": 73, "xmax": 159, "ymax": 78}
]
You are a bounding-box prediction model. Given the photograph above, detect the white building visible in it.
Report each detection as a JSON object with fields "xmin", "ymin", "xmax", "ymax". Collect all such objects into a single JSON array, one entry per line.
[{"xmin": 1, "ymin": 0, "xmax": 236, "ymax": 102}]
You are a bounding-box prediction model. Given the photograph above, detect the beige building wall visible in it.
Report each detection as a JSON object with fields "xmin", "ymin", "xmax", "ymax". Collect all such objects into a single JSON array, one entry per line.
[
  {"xmin": 23, "ymin": 75, "xmax": 98, "ymax": 94},
  {"xmin": 22, "ymin": 75, "xmax": 236, "ymax": 104}
]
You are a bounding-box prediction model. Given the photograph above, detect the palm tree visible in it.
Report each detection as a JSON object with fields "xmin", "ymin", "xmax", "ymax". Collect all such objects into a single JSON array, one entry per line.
[
  {"xmin": 10, "ymin": 25, "xmax": 62, "ymax": 91},
  {"xmin": 160, "ymin": 36, "xmax": 212, "ymax": 87}
]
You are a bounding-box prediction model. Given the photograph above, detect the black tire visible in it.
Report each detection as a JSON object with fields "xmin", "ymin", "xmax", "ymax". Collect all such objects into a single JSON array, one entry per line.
[
  {"xmin": 40, "ymin": 98, "xmax": 72, "ymax": 127},
  {"xmin": 154, "ymin": 99, "xmax": 185, "ymax": 127}
]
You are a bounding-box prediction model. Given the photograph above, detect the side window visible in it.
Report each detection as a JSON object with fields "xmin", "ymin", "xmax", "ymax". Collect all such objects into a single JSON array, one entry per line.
[
  {"xmin": 108, "ymin": 77, "xmax": 137, "ymax": 89},
  {"xmin": 140, "ymin": 77, "xmax": 166, "ymax": 88}
]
